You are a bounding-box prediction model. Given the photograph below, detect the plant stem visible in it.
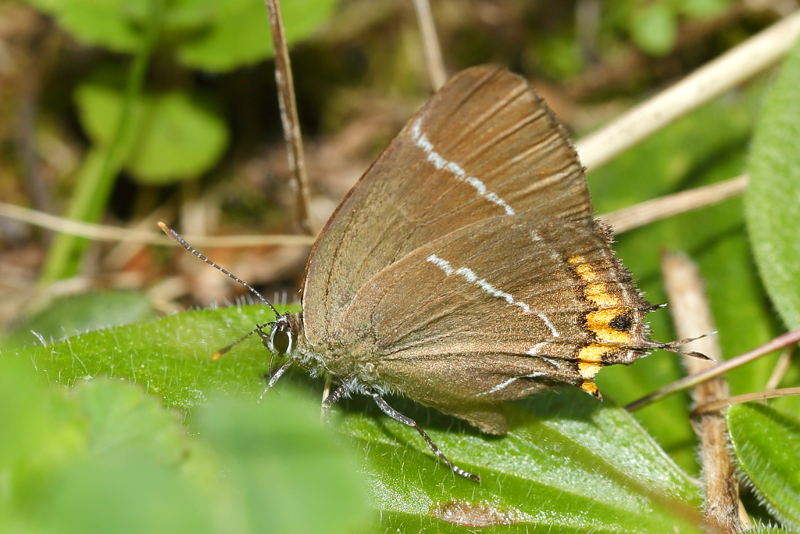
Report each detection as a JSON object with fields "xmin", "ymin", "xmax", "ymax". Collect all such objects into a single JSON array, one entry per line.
[
  {"xmin": 626, "ymin": 329, "xmax": 800, "ymax": 411},
  {"xmin": 263, "ymin": 0, "xmax": 313, "ymax": 235},
  {"xmin": 39, "ymin": 0, "xmax": 162, "ymax": 284},
  {"xmin": 412, "ymin": 0, "xmax": 446, "ymax": 90}
]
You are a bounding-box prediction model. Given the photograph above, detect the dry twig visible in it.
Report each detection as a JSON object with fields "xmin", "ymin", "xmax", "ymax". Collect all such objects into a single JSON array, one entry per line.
[
  {"xmin": 412, "ymin": 0, "xmax": 446, "ymax": 90},
  {"xmin": 0, "ymin": 202, "xmax": 314, "ymax": 247},
  {"xmin": 626, "ymin": 329, "xmax": 800, "ymax": 411},
  {"xmin": 576, "ymin": 11, "xmax": 800, "ymax": 171},
  {"xmin": 693, "ymin": 387, "xmax": 800, "ymax": 415},
  {"xmin": 765, "ymin": 346, "xmax": 794, "ymax": 390},
  {"xmin": 600, "ymin": 175, "xmax": 747, "ymax": 234},
  {"xmin": 263, "ymin": 0, "xmax": 313, "ymax": 234},
  {"xmin": 661, "ymin": 251, "xmax": 742, "ymax": 533}
]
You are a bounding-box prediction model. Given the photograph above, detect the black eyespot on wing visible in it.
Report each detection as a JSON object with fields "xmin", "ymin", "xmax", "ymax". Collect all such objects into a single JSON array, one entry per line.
[{"xmin": 610, "ymin": 313, "xmax": 632, "ymax": 331}]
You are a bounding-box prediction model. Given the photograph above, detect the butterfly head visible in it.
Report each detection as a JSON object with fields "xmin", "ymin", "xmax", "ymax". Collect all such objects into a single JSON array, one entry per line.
[{"xmin": 260, "ymin": 313, "xmax": 298, "ymax": 356}]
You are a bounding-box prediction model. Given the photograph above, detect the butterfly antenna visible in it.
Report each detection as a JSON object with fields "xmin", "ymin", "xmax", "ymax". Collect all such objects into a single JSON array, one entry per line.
[
  {"xmin": 211, "ymin": 323, "xmax": 272, "ymax": 360},
  {"xmin": 158, "ymin": 222, "xmax": 280, "ymax": 317}
]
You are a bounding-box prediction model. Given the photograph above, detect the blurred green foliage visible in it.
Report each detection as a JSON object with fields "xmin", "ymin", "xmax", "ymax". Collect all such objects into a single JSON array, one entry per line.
[
  {"xmin": 1, "ymin": 290, "xmax": 155, "ymax": 348},
  {"xmin": 0, "ymin": 353, "xmax": 372, "ymax": 534},
  {"xmin": 75, "ymin": 79, "xmax": 228, "ymax": 183},
  {"xmin": 623, "ymin": 0, "xmax": 730, "ymax": 56},
  {"xmin": 29, "ymin": 0, "xmax": 336, "ymax": 281},
  {"xmin": 26, "ymin": 0, "xmax": 338, "ymax": 71}
]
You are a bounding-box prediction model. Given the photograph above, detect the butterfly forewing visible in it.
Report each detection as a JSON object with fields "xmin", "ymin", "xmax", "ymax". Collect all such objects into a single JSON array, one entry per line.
[
  {"xmin": 333, "ymin": 215, "xmax": 654, "ymax": 433},
  {"xmin": 302, "ymin": 65, "xmax": 590, "ymax": 344}
]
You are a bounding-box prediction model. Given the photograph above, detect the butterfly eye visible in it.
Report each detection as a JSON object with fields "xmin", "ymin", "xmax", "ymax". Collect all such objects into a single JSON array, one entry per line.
[{"xmin": 269, "ymin": 325, "xmax": 294, "ymax": 355}]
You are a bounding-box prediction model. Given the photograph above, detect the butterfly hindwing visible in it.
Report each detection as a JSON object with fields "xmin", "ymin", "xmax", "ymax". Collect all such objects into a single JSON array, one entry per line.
[{"xmin": 333, "ymin": 215, "xmax": 654, "ymax": 433}]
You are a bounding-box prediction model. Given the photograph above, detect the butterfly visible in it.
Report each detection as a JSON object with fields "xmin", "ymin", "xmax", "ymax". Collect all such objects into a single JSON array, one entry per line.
[{"xmin": 162, "ymin": 65, "xmax": 676, "ymax": 481}]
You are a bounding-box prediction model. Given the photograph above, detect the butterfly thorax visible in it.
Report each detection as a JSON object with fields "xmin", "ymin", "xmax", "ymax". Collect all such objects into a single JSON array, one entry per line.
[{"xmin": 292, "ymin": 315, "xmax": 391, "ymax": 394}]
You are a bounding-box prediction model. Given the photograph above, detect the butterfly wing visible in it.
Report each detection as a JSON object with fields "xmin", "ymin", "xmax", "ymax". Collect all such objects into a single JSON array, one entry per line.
[
  {"xmin": 334, "ymin": 214, "xmax": 655, "ymax": 434},
  {"xmin": 302, "ymin": 65, "xmax": 590, "ymax": 345}
]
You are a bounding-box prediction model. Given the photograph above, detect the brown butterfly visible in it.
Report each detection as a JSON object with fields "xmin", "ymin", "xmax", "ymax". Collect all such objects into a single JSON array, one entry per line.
[{"xmin": 163, "ymin": 65, "xmax": 682, "ymax": 481}]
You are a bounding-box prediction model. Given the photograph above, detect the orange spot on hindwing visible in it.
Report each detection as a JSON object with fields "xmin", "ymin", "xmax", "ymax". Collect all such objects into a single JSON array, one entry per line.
[
  {"xmin": 586, "ymin": 308, "xmax": 632, "ymax": 344},
  {"xmin": 580, "ymin": 380, "xmax": 600, "ymax": 398},
  {"xmin": 583, "ymin": 283, "xmax": 620, "ymax": 307},
  {"xmin": 567, "ymin": 255, "xmax": 642, "ymax": 396}
]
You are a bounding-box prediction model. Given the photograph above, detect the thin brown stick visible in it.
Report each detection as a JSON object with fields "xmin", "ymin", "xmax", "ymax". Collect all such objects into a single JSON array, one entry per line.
[
  {"xmin": 661, "ymin": 251, "xmax": 741, "ymax": 533},
  {"xmin": 600, "ymin": 175, "xmax": 747, "ymax": 234},
  {"xmin": 0, "ymin": 202, "xmax": 314, "ymax": 247},
  {"xmin": 412, "ymin": 0, "xmax": 446, "ymax": 90},
  {"xmin": 693, "ymin": 387, "xmax": 800, "ymax": 415},
  {"xmin": 0, "ymin": 168, "xmax": 749, "ymax": 246},
  {"xmin": 264, "ymin": 0, "xmax": 313, "ymax": 235},
  {"xmin": 626, "ymin": 329, "xmax": 800, "ymax": 412},
  {"xmin": 576, "ymin": 11, "xmax": 800, "ymax": 171},
  {"xmin": 765, "ymin": 346, "xmax": 794, "ymax": 390}
]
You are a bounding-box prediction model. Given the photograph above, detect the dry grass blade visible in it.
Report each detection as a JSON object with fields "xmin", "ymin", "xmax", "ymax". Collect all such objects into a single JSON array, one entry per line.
[
  {"xmin": 600, "ymin": 175, "xmax": 748, "ymax": 234},
  {"xmin": 263, "ymin": 0, "xmax": 313, "ymax": 235},
  {"xmin": 576, "ymin": 11, "xmax": 800, "ymax": 171},
  {"xmin": 412, "ymin": 0, "xmax": 446, "ymax": 90},
  {"xmin": 0, "ymin": 202, "xmax": 314, "ymax": 247},
  {"xmin": 765, "ymin": 346, "xmax": 794, "ymax": 390},
  {"xmin": 693, "ymin": 387, "xmax": 800, "ymax": 415},
  {"xmin": 626, "ymin": 329, "xmax": 800, "ymax": 412}
]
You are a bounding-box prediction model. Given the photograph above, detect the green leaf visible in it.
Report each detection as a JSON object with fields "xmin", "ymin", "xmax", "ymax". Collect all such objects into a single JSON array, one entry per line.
[
  {"xmin": 0, "ymin": 356, "xmax": 84, "ymax": 489},
  {"xmin": 11, "ymin": 304, "xmax": 706, "ymax": 531},
  {"xmin": 44, "ymin": 452, "xmax": 216, "ymax": 534},
  {"xmin": 736, "ymin": 46, "xmax": 800, "ymax": 530},
  {"xmin": 2, "ymin": 291, "xmax": 155, "ymax": 348},
  {"xmin": 25, "ymin": 0, "xmax": 216, "ymax": 53},
  {"xmin": 677, "ymin": 0, "xmax": 731, "ymax": 18},
  {"xmin": 746, "ymin": 38, "xmax": 800, "ymax": 329},
  {"xmin": 177, "ymin": 0, "xmax": 338, "ymax": 72},
  {"xmin": 342, "ymin": 392, "xmax": 703, "ymax": 532},
  {"xmin": 11, "ymin": 304, "xmax": 279, "ymax": 407},
  {"xmin": 728, "ymin": 403, "xmax": 800, "ymax": 531},
  {"xmin": 26, "ymin": 0, "xmax": 149, "ymax": 53},
  {"xmin": 75, "ymin": 80, "xmax": 228, "ymax": 183},
  {"xmin": 0, "ymin": 354, "xmax": 370, "ymax": 533},
  {"xmin": 630, "ymin": 3, "xmax": 677, "ymax": 56},
  {"xmin": 27, "ymin": 0, "xmax": 337, "ymax": 72},
  {"xmin": 192, "ymin": 391, "xmax": 373, "ymax": 534},
  {"xmin": 75, "ymin": 379, "xmax": 187, "ymax": 461},
  {"xmin": 0, "ymin": 356, "xmax": 210, "ymax": 534}
]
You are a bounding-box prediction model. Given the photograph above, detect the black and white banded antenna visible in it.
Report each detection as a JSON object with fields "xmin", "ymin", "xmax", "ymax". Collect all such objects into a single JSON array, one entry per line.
[{"xmin": 158, "ymin": 222, "xmax": 280, "ymax": 318}]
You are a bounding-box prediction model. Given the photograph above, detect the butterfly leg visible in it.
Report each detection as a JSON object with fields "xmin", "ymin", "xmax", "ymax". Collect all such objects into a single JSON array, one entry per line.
[
  {"xmin": 370, "ymin": 392, "xmax": 480, "ymax": 482},
  {"xmin": 258, "ymin": 359, "xmax": 294, "ymax": 401},
  {"xmin": 320, "ymin": 383, "xmax": 349, "ymax": 423}
]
